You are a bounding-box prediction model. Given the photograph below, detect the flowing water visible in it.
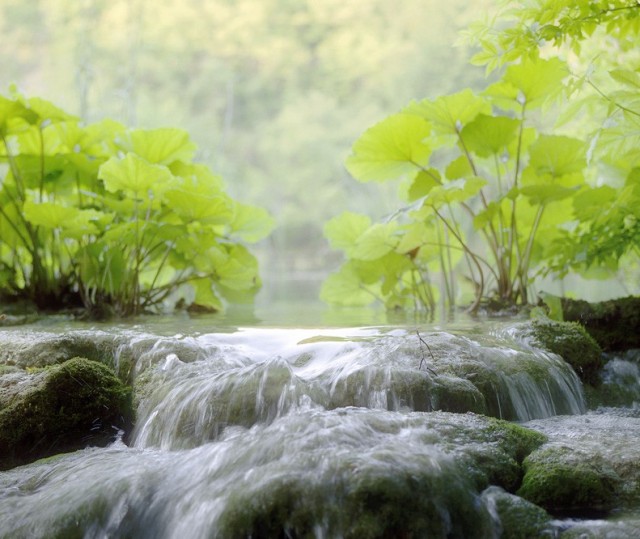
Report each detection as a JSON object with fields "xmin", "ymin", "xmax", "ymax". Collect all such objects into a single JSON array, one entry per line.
[{"xmin": 0, "ymin": 313, "xmax": 638, "ymax": 538}]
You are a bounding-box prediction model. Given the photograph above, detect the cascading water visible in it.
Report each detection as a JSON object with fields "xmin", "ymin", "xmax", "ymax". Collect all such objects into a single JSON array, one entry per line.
[
  {"xmin": 0, "ymin": 320, "xmax": 635, "ymax": 538},
  {"xmin": 131, "ymin": 326, "xmax": 586, "ymax": 451}
]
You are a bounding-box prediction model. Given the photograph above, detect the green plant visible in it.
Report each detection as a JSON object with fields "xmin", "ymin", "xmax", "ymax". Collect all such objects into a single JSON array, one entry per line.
[
  {"xmin": 468, "ymin": 0, "xmax": 640, "ymax": 282},
  {"xmin": 0, "ymin": 89, "xmax": 273, "ymax": 315},
  {"xmin": 322, "ymin": 0, "xmax": 640, "ymax": 314},
  {"xmin": 322, "ymin": 58, "xmax": 584, "ymax": 313}
]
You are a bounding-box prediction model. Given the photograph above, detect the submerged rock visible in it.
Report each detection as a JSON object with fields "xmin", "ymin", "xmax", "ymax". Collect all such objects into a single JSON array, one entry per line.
[
  {"xmin": 132, "ymin": 326, "xmax": 586, "ymax": 449},
  {"xmin": 556, "ymin": 515, "xmax": 640, "ymax": 538},
  {"xmin": 0, "ymin": 357, "xmax": 132, "ymax": 470},
  {"xmin": 0, "ymin": 408, "xmax": 546, "ymax": 539}
]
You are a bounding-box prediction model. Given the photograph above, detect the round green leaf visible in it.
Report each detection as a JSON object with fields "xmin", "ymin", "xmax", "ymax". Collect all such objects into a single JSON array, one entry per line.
[{"xmin": 346, "ymin": 113, "xmax": 432, "ymax": 182}]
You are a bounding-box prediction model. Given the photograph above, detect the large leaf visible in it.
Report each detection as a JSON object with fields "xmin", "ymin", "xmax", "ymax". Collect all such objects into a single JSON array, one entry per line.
[
  {"xmin": 345, "ymin": 113, "xmax": 432, "ymax": 182},
  {"xmin": 406, "ymin": 169, "xmax": 441, "ymax": 201},
  {"xmin": 445, "ymin": 155, "xmax": 474, "ymax": 180},
  {"xmin": 212, "ymin": 244, "xmax": 259, "ymax": 290},
  {"xmin": 609, "ymin": 69, "xmax": 640, "ymax": 90},
  {"xmin": 77, "ymin": 242, "xmax": 128, "ymax": 295},
  {"xmin": 190, "ymin": 278, "xmax": 224, "ymax": 312},
  {"xmin": 405, "ymin": 89, "xmax": 490, "ymax": 135},
  {"xmin": 424, "ymin": 177, "xmax": 488, "ymax": 208},
  {"xmin": 0, "ymin": 95, "xmax": 37, "ymax": 133},
  {"xmin": 519, "ymin": 184, "xmax": 580, "ymax": 205},
  {"xmin": 23, "ymin": 96, "xmax": 78, "ymax": 124},
  {"xmin": 597, "ymin": 112, "xmax": 640, "ymax": 165},
  {"xmin": 164, "ymin": 177, "xmax": 234, "ymax": 225},
  {"xmin": 9, "ymin": 123, "xmax": 66, "ymax": 156},
  {"xmin": 320, "ymin": 263, "xmax": 379, "ymax": 306},
  {"xmin": 99, "ymin": 153, "xmax": 173, "ymax": 196},
  {"xmin": 460, "ymin": 114, "xmax": 520, "ymax": 157},
  {"xmin": 228, "ymin": 202, "xmax": 275, "ymax": 243},
  {"xmin": 485, "ymin": 57, "xmax": 567, "ymax": 109},
  {"xmin": 352, "ymin": 222, "xmax": 399, "ymax": 261},
  {"xmin": 23, "ymin": 201, "xmax": 104, "ymax": 237},
  {"xmin": 119, "ymin": 127, "xmax": 197, "ymax": 165},
  {"xmin": 170, "ymin": 162, "xmax": 225, "ymax": 190},
  {"xmin": 324, "ymin": 212, "xmax": 372, "ymax": 254},
  {"xmin": 526, "ymin": 135, "xmax": 586, "ymax": 179},
  {"xmin": 395, "ymin": 221, "xmax": 432, "ymax": 255}
]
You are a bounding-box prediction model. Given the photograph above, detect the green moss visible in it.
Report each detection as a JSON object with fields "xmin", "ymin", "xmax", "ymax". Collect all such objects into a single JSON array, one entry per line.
[
  {"xmin": 528, "ymin": 318, "xmax": 604, "ymax": 386},
  {"xmin": 561, "ymin": 296, "xmax": 640, "ymax": 352},
  {"xmin": 218, "ymin": 463, "xmax": 496, "ymax": 539},
  {"xmin": 478, "ymin": 418, "xmax": 548, "ymax": 491},
  {"xmin": 517, "ymin": 445, "xmax": 621, "ymax": 514},
  {"xmin": 481, "ymin": 486, "xmax": 551, "ymax": 538},
  {"xmin": 485, "ymin": 418, "xmax": 548, "ymax": 463},
  {"xmin": 0, "ymin": 357, "xmax": 132, "ymax": 470},
  {"xmin": 432, "ymin": 376, "xmax": 487, "ymax": 415}
]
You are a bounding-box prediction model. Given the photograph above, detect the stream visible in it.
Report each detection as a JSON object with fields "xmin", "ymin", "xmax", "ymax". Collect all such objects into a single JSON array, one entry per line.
[{"xmin": 0, "ymin": 313, "xmax": 639, "ymax": 538}]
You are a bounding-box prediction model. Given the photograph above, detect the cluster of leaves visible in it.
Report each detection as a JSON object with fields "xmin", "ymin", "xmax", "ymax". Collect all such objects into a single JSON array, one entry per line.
[
  {"xmin": 322, "ymin": 57, "xmax": 580, "ymax": 312},
  {"xmin": 469, "ymin": 0, "xmax": 640, "ymax": 278},
  {"xmin": 0, "ymin": 90, "xmax": 273, "ymax": 316},
  {"xmin": 322, "ymin": 0, "xmax": 640, "ymax": 313}
]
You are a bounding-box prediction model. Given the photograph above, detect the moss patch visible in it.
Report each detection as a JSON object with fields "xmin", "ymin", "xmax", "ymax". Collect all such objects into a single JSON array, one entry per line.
[
  {"xmin": 0, "ymin": 357, "xmax": 132, "ymax": 470},
  {"xmin": 517, "ymin": 445, "xmax": 621, "ymax": 515},
  {"xmin": 527, "ymin": 318, "xmax": 604, "ymax": 386},
  {"xmin": 481, "ymin": 486, "xmax": 551, "ymax": 538},
  {"xmin": 559, "ymin": 296, "xmax": 640, "ymax": 351}
]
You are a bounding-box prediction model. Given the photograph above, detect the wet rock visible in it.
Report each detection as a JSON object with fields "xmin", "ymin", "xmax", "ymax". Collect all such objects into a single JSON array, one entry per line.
[
  {"xmin": 431, "ymin": 375, "xmax": 487, "ymax": 414},
  {"xmin": 481, "ymin": 486, "xmax": 552, "ymax": 538},
  {"xmin": 517, "ymin": 445, "xmax": 621, "ymax": 514},
  {"xmin": 0, "ymin": 330, "xmax": 119, "ymax": 370},
  {"xmin": 522, "ymin": 411, "xmax": 640, "ymax": 515},
  {"xmin": 0, "ymin": 408, "xmax": 547, "ymax": 538},
  {"xmin": 213, "ymin": 409, "xmax": 546, "ymax": 539},
  {"xmin": 560, "ymin": 296, "xmax": 640, "ymax": 352},
  {"xmin": 584, "ymin": 350, "xmax": 640, "ymax": 408},
  {"xmin": 0, "ymin": 357, "xmax": 132, "ymax": 470},
  {"xmin": 519, "ymin": 317, "xmax": 604, "ymax": 386}
]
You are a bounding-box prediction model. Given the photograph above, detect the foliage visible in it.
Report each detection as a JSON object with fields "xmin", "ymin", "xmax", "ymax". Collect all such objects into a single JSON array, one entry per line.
[
  {"xmin": 0, "ymin": 90, "xmax": 273, "ymax": 315},
  {"xmin": 0, "ymin": 0, "xmax": 492, "ymax": 285},
  {"xmin": 322, "ymin": 0, "xmax": 640, "ymax": 313},
  {"xmin": 322, "ymin": 58, "xmax": 583, "ymax": 312},
  {"xmin": 467, "ymin": 0, "xmax": 640, "ymax": 278}
]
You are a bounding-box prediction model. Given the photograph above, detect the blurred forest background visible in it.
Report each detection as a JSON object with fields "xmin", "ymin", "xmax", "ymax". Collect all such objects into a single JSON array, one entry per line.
[{"xmin": 0, "ymin": 0, "xmax": 494, "ymax": 308}]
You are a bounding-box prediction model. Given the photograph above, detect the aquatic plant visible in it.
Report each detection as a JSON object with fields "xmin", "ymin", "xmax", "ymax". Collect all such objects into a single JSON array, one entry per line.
[{"xmin": 0, "ymin": 89, "xmax": 273, "ymax": 315}]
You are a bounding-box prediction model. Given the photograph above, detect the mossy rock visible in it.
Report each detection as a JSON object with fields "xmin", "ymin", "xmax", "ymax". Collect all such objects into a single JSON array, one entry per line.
[
  {"xmin": 0, "ymin": 357, "xmax": 132, "ymax": 470},
  {"xmin": 560, "ymin": 296, "xmax": 640, "ymax": 352},
  {"xmin": 0, "ymin": 330, "xmax": 137, "ymax": 383},
  {"xmin": 517, "ymin": 445, "xmax": 621, "ymax": 515},
  {"xmin": 214, "ymin": 410, "xmax": 546, "ymax": 539},
  {"xmin": 432, "ymin": 375, "xmax": 487, "ymax": 415},
  {"xmin": 480, "ymin": 486, "xmax": 552, "ymax": 538},
  {"xmin": 526, "ymin": 318, "xmax": 604, "ymax": 386},
  {"xmin": 476, "ymin": 418, "xmax": 548, "ymax": 492}
]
